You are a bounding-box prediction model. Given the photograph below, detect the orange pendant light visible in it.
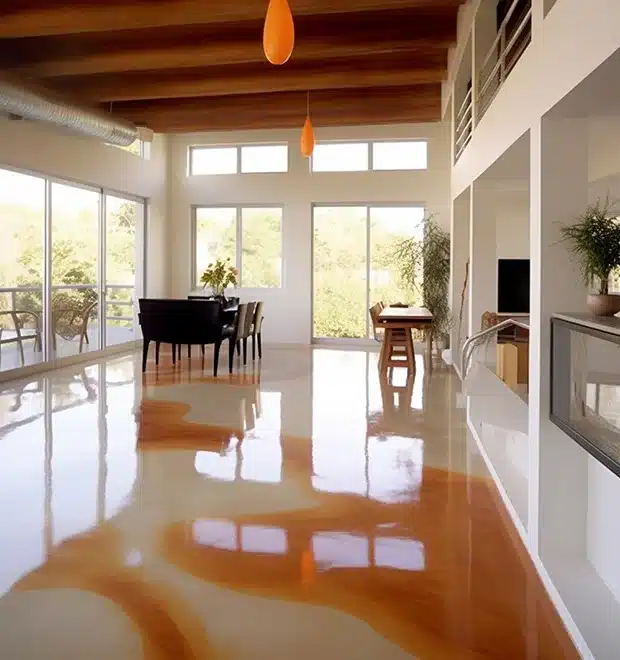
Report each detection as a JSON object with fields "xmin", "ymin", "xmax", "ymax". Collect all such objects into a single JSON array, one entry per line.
[
  {"xmin": 263, "ymin": 0, "xmax": 295, "ymax": 65},
  {"xmin": 301, "ymin": 92, "xmax": 315, "ymax": 158}
]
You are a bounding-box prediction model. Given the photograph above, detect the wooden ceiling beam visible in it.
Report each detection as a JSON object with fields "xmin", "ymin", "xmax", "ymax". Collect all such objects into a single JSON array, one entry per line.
[
  {"xmin": 0, "ymin": 11, "xmax": 456, "ymax": 77},
  {"xmin": 17, "ymin": 43, "xmax": 446, "ymax": 79},
  {"xmin": 0, "ymin": 0, "xmax": 464, "ymax": 38},
  {"xmin": 55, "ymin": 54, "xmax": 447, "ymax": 103},
  {"xmin": 108, "ymin": 85, "xmax": 442, "ymax": 132}
]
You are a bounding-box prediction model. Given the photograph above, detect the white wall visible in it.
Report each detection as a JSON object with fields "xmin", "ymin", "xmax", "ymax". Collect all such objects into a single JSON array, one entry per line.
[
  {"xmin": 0, "ymin": 117, "xmax": 168, "ymax": 297},
  {"xmin": 167, "ymin": 122, "xmax": 451, "ymax": 344},
  {"xmin": 496, "ymin": 190, "xmax": 530, "ymax": 259}
]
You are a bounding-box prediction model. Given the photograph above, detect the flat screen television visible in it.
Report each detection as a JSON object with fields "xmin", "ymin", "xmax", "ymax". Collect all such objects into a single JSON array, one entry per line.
[{"xmin": 497, "ymin": 259, "xmax": 530, "ymax": 313}]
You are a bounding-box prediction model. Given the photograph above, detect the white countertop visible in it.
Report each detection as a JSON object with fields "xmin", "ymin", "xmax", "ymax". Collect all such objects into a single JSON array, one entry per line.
[{"xmin": 553, "ymin": 312, "xmax": 620, "ymax": 337}]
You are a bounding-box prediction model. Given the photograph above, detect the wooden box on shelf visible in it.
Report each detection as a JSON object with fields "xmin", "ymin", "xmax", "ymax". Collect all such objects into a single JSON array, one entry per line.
[{"xmin": 496, "ymin": 340, "xmax": 529, "ymax": 390}]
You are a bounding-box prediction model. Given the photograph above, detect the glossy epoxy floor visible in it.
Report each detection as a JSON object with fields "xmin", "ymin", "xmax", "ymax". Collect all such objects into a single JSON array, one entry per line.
[{"xmin": 0, "ymin": 347, "xmax": 578, "ymax": 659}]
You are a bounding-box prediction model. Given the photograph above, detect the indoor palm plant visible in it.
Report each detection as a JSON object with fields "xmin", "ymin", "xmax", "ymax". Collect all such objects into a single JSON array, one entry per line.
[
  {"xmin": 200, "ymin": 257, "xmax": 238, "ymax": 298},
  {"xmin": 560, "ymin": 198, "xmax": 620, "ymax": 316},
  {"xmin": 394, "ymin": 215, "xmax": 452, "ymax": 351}
]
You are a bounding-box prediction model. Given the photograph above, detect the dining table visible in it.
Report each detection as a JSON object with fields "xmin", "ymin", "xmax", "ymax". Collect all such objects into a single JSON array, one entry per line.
[{"xmin": 378, "ymin": 306, "xmax": 434, "ymax": 373}]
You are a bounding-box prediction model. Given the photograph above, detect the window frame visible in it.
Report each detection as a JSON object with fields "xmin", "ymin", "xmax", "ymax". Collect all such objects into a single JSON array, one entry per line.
[
  {"xmin": 189, "ymin": 143, "xmax": 289, "ymax": 176},
  {"xmin": 192, "ymin": 204, "xmax": 284, "ymax": 289},
  {"xmin": 310, "ymin": 139, "xmax": 429, "ymax": 173}
]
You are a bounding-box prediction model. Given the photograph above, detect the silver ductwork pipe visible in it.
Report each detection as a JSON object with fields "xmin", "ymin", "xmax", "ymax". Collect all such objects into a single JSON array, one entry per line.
[{"xmin": 0, "ymin": 77, "xmax": 138, "ymax": 147}]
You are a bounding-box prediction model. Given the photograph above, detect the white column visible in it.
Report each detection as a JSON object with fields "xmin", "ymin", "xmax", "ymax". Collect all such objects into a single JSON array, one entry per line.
[
  {"xmin": 528, "ymin": 117, "xmax": 589, "ymax": 556},
  {"xmin": 468, "ymin": 181, "xmax": 497, "ymax": 342},
  {"xmin": 450, "ymin": 191, "xmax": 471, "ymax": 373}
]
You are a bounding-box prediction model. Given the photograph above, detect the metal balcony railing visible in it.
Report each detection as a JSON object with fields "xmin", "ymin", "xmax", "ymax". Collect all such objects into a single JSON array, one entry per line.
[
  {"xmin": 455, "ymin": 87, "xmax": 473, "ymax": 161},
  {"xmin": 477, "ymin": 0, "xmax": 532, "ymax": 121},
  {"xmin": 0, "ymin": 284, "xmax": 135, "ymax": 327}
]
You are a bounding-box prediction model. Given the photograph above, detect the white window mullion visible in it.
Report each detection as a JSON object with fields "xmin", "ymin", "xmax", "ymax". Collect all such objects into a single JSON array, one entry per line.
[
  {"xmin": 237, "ymin": 207, "xmax": 243, "ymax": 287},
  {"xmin": 365, "ymin": 205, "xmax": 371, "ymax": 339},
  {"xmin": 98, "ymin": 193, "xmax": 107, "ymax": 349},
  {"xmin": 43, "ymin": 180, "xmax": 53, "ymax": 360}
]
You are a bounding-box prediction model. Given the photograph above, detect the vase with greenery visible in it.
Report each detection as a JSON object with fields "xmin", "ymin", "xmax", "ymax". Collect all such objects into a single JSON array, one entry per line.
[
  {"xmin": 199, "ymin": 258, "xmax": 238, "ymax": 298},
  {"xmin": 560, "ymin": 198, "xmax": 620, "ymax": 316},
  {"xmin": 394, "ymin": 215, "xmax": 452, "ymax": 351}
]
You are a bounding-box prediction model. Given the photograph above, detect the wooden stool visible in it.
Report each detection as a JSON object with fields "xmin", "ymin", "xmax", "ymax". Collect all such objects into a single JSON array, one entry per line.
[{"xmin": 379, "ymin": 324, "xmax": 415, "ymax": 375}]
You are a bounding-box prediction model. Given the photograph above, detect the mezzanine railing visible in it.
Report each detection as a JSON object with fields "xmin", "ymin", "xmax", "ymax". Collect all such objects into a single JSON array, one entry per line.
[
  {"xmin": 477, "ymin": 0, "xmax": 532, "ymax": 121},
  {"xmin": 455, "ymin": 87, "xmax": 474, "ymax": 162}
]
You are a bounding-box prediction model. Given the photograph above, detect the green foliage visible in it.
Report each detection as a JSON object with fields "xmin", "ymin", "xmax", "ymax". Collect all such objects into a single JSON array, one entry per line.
[
  {"xmin": 394, "ymin": 215, "xmax": 452, "ymax": 340},
  {"xmin": 200, "ymin": 258, "xmax": 238, "ymax": 294},
  {"xmin": 560, "ymin": 198, "xmax": 620, "ymax": 295},
  {"xmin": 313, "ymin": 206, "xmax": 422, "ymax": 339}
]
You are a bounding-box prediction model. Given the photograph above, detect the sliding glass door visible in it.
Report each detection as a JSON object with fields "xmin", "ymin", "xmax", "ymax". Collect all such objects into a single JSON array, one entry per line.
[
  {"xmin": 105, "ymin": 196, "xmax": 144, "ymax": 346},
  {"xmin": 313, "ymin": 206, "xmax": 367, "ymax": 339},
  {"xmin": 51, "ymin": 182, "xmax": 100, "ymax": 358},
  {"xmin": 313, "ymin": 205, "xmax": 425, "ymax": 341},
  {"xmin": 0, "ymin": 166, "xmax": 146, "ymax": 372},
  {"xmin": 0, "ymin": 169, "xmax": 46, "ymax": 369}
]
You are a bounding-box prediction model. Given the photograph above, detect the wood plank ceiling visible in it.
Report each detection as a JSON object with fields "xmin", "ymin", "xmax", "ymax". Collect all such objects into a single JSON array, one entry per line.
[{"xmin": 0, "ymin": 0, "xmax": 465, "ymax": 133}]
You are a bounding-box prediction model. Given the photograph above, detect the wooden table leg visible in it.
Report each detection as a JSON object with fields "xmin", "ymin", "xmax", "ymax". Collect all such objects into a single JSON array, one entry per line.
[
  {"xmin": 379, "ymin": 328, "xmax": 390, "ymax": 373},
  {"xmin": 426, "ymin": 328, "xmax": 433, "ymax": 372},
  {"xmin": 404, "ymin": 327, "xmax": 416, "ymax": 376}
]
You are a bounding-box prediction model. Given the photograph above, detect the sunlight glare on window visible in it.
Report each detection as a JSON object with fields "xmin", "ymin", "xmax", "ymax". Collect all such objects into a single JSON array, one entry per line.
[
  {"xmin": 311, "ymin": 143, "xmax": 369, "ymax": 172},
  {"xmin": 191, "ymin": 147, "xmax": 237, "ymax": 175},
  {"xmin": 372, "ymin": 141, "xmax": 428, "ymax": 170},
  {"xmin": 241, "ymin": 145, "xmax": 288, "ymax": 173}
]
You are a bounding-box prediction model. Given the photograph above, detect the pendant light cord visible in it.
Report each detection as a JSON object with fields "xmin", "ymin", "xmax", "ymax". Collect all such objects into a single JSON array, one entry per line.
[{"xmin": 306, "ymin": 91, "xmax": 310, "ymax": 117}]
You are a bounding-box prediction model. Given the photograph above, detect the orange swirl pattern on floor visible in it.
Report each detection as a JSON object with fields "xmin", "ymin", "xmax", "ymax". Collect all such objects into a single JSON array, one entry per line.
[{"xmin": 0, "ymin": 350, "xmax": 580, "ymax": 659}]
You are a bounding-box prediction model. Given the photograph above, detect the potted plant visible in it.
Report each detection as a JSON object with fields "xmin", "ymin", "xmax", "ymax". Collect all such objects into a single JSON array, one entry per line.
[
  {"xmin": 394, "ymin": 215, "xmax": 453, "ymax": 352},
  {"xmin": 199, "ymin": 257, "xmax": 238, "ymax": 300},
  {"xmin": 560, "ymin": 199, "xmax": 620, "ymax": 316}
]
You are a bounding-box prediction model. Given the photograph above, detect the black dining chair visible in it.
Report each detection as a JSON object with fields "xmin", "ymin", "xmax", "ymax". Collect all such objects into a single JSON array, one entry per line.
[
  {"xmin": 251, "ymin": 301, "xmax": 264, "ymax": 360},
  {"xmin": 138, "ymin": 299, "xmax": 227, "ymax": 376},
  {"xmin": 224, "ymin": 302, "xmax": 256, "ymax": 372},
  {"xmin": 226, "ymin": 303, "xmax": 246, "ymax": 374},
  {"xmin": 239, "ymin": 301, "xmax": 256, "ymax": 366}
]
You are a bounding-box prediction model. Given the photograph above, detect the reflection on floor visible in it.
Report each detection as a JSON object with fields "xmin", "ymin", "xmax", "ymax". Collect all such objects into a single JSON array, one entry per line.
[
  {"xmin": 0, "ymin": 324, "xmax": 137, "ymax": 372},
  {"xmin": 0, "ymin": 347, "xmax": 578, "ymax": 659}
]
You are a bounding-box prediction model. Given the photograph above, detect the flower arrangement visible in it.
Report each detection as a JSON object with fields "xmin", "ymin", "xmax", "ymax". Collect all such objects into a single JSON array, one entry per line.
[{"xmin": 200, "ymin": 258, "xmax": 238, "ymax": 296}]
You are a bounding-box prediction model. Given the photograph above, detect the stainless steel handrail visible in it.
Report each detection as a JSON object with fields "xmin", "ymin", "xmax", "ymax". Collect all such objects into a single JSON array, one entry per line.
[{"xmin": 461, "ymin": 318, "xmax": 530, "ymax": 377}]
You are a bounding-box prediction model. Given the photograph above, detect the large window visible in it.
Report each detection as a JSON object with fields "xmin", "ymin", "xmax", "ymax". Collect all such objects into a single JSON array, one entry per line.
[
  {"xmin": 0, "ymin": 166, "xmax": 146, "ymax": 372},
  {"xmin": 311, "ymin": 141, "xmax": 428, "ymax": 173},
  {"xmin": 313, "ymin": 205, "xmax": 425, "ymax": 340},
  {"xmin": 0, "ymin": 169, "xmax": 46, "ymax": 370},
  {"xmin": 194, "ymin": 206, "xmax": 282, "ymax": 288},
  {"xmin": 190, "ymin": 144, "xmax": 288, "ymax": 175}
]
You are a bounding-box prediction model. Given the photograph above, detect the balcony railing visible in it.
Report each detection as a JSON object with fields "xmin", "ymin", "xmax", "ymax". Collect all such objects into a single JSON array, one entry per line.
[
  {"xmin": 0, "ymin": 284, "xmax": 135, "ymax": 324},
  {"xmin": 0, "ymin": 284, "xmax": 138, "ymax": 369},
  {"xmin": 455, "ymin": 87, "xmax": 473, "ymax": 161},
  {"xmin": 477, "ymin": 0, "xmax": 532, "ymax": 121}
]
